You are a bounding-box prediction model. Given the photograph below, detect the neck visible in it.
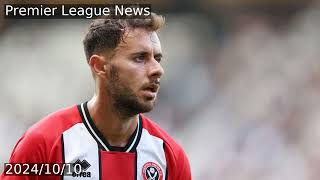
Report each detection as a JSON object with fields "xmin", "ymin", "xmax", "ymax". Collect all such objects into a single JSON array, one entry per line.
[{"xmin": 87, "ymin": 94, "xmax": 139, "ymax": 147}]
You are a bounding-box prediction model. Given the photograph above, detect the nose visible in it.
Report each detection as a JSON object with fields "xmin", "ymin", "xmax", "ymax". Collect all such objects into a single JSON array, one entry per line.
[{"xmin": 148, "ymin": 59, "xmax": 164, "ymax": 80}]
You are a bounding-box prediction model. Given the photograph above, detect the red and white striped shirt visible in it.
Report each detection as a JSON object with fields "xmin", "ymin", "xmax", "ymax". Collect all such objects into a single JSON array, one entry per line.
[{"xmin": 1, "ymin": 102, "xmax": 191, "ymax": 180}]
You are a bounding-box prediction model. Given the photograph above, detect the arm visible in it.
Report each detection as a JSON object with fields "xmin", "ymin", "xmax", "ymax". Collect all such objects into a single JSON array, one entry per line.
[
  {"xmin": 164, "ymin": 142, "xmax": 192, "ymax": 180},
  {"xmin": 175, "ymin": 148, "xmax": 192, "ymax": 180}
]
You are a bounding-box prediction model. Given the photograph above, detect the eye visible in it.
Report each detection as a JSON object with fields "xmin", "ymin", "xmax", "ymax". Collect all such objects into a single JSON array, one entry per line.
[
  {"xmin": 134, "ymin": 55, "xmax": 146, "ymax": 63},
  {"xmin": 155, "ymin": 57, "xmax": 161, "ymax": 63},
  {"xmin": 154, "ymin": 55, "xmax": 162, "ymax": 63},
  {"xmin": 133, "ymin": 53, "xmax": 147, "ymax": 63}
]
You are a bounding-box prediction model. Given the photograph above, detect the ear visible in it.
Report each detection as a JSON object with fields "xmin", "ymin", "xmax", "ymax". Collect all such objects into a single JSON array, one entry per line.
[{"xmin": 88, "ymin": 55, "xmax": 108, "ymax": 78}]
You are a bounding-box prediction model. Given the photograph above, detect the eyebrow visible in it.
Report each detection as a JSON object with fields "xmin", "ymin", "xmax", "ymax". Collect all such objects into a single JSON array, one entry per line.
[
  {"xmin": 154, "ymin": 53, "xmax": 163, "ymax": 58},
  {"xmin": 130, "ymin": 51, "xmax": 163, "ymax": 58}
]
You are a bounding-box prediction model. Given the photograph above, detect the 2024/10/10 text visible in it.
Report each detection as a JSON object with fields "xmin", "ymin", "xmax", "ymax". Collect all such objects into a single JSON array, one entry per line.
[
  {"xmin": 5, "ymin": 5, "xmax": 151, "ymax": 18},
  {"xmin": 4, "ymin": 163, "xmax": 88, "ymax": 176}
]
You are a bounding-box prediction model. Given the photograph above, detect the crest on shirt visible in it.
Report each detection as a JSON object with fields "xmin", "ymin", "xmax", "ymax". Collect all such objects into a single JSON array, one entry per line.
[{"xmin": 142, "ymin": 162, "xmax": 163, "ymax": 180}]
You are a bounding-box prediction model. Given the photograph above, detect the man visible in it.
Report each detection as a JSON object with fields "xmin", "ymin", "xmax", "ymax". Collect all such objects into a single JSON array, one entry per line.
[{"xmin": 1, "ymin": 13, "xmax": 191, "ymax": 180}]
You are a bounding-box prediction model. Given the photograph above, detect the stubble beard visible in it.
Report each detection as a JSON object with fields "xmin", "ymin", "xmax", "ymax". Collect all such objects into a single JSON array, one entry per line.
[{"xmin": 106, "ymin": 65, "xmax": 155, "ymax": 119}]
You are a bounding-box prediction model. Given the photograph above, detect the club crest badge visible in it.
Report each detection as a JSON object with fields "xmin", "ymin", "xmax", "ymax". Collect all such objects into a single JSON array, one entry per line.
[{"xmin": 142, "ymin": 162, "xmax": 163, "ymax": 180}]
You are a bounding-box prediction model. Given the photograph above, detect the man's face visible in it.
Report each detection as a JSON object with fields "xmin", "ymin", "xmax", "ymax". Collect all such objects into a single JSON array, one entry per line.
[{"xmin": 105, "ymin": 28, "xmax": 164, "ymax": 117}]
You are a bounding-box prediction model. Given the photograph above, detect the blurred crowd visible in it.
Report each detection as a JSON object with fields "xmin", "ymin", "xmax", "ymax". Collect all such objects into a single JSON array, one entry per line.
[
  {"xmin": 178, "ymin": 2, "xmax": 320, "ymax": 179},
  {"xmin": 1, "ymin": 1, "xmax": 320, "ymax": 179}
]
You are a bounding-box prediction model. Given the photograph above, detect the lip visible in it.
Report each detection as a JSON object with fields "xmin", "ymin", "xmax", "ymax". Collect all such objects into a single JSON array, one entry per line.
[
  {"xmin": 141, "ymin": 90, "xmax": 157, "ymax": 98},
  {"xmin": 143, "ymin": 84, "xmax": 159, "ymax": 92},
  {"xmin": 141, "ymin": 82, "xmax": 160, "ymax": 99}
]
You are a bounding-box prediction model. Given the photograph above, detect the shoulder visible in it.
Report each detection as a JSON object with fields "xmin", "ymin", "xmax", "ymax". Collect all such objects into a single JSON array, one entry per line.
[
  {"xmin": 140, "ymin": 114, "xmax": 192, "ymax": 179},
  {"xmin": 140, "ymin": 114, "xmax": 188, "ymax": 162},
  {"xmin": 8, "ymin": 105, "xmax": 82, "ymax": 163},
  {"xmin": 28, "ymin": 105, "xmax": 81, "ymax": 139}
]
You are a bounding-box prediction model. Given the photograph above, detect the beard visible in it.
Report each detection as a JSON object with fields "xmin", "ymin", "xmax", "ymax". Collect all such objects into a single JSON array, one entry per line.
[{"xmin": 106, "ymin": 65, "xmax": 156, "ymax": 118}]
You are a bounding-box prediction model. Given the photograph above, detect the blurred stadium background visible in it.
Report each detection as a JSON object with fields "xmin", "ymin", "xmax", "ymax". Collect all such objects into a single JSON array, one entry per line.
[{"xmin": 1, "ymin": 0, "xmax": 320, "ymax": 179}]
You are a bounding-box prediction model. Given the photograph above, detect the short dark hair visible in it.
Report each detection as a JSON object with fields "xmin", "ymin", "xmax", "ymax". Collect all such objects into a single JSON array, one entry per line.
[{"xmin": 83, "ymin": 13, "xmax": 165, "ymax": 62}]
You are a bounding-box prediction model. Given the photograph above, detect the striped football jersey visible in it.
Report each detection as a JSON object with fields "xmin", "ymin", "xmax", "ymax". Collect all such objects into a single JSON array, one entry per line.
[{"xmin": 1, "ymin": 102, "xmax": 191, "ymax": 180}]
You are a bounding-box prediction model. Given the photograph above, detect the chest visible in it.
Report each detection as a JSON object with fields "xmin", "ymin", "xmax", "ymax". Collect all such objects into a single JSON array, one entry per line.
[{"xmin": 61, "ymin": 124, "xmax": 167, "ymax": 180}]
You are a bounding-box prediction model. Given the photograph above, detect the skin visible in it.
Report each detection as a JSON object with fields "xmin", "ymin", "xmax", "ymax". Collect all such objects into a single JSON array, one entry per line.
[{"xmin": 87, "ymin": 28, "xmax": 164, "ymax": 147}]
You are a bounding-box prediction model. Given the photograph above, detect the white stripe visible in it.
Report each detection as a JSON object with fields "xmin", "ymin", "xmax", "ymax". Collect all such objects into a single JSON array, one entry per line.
[
  {"xmin": 63, "ymin": 123, "xmax": 100, "ymax": 179},
  {"xmin": 136, "ymin": 129, "xmax": 167, "ymax": 179},
  {"xmin": 81, "ymin": 103, "xmax": 109, "ymax": 151}
]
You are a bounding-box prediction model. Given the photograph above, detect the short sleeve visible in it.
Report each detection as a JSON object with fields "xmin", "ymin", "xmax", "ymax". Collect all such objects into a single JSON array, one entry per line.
[
  {"xmin": 175, "ymin": 148, "xmax": 192, "ymax": 180},
  {"xmin": 1, "ymin": 132, "xmax": 47, "ymax": 180}
]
